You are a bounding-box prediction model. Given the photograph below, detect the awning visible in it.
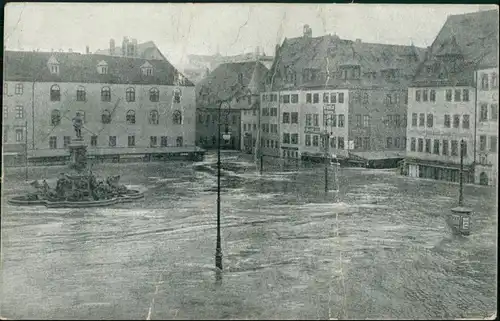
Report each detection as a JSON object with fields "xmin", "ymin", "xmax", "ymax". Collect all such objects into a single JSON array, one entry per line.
[{"xmin": 349, "ymin": 150, "xmax": 405, "ymax": 161}]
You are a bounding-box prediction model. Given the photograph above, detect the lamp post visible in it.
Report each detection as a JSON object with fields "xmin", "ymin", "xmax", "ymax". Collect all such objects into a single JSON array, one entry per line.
[
  {"xmin": 323, "ymin": 104, "xmax": 336, "ymax": 195},
  {"xmin": 216, "ymin": 100, "xmax": 231, "ymax": 272}
]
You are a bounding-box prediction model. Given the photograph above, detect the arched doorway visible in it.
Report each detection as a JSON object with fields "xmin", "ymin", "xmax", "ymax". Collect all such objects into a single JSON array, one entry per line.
[{"xmin": 479, "ymin": 172, "xmax": 489, "ymax": 186}]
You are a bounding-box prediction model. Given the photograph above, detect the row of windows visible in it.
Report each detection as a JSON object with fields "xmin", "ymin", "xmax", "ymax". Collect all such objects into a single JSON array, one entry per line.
[
  {"xmin": 261, "ymin": 138, "xmax": 280, "ymax": 149},
  {"xmin": 242, "ymin": 109, "xmax": 257, "ymax": 116},
  {"xmin": 199, "ymin": 135, "xmax": 241, "ymax": 147},
  {"xmin": 411, "ymin": 113, "xmax": 470, "ymax": 129},
  {"xmin": 262, "ymin": 108, "xmax": 278, "ymax": 117},
  {"xmin": 48, "ymin": 135, "xmax": 184, "ymax": 149},
  {"xmin": 261, "ymin": 92, "xmax": 346, "ymax": 104},
  {"xmin": 415, "ymin": 89, "xmax": 470, "ymax": 103},
  {"xmin": 242, "ymin": 123, "xmax": 257, "ymax": 132},
  {"xmin": 480, "ymin": 72, "xmax": 498, "ymax": 91},
  {"xmin": 479, "ymin": 135, "xmax": 498, "ymax": 153},
  {"xmin": 355, "ymin": 115, "xmax": 371, "ymax": 128},
  {"xmin": 305, "ymin": 134, "xmax": 346, "ymax": 149},
  {"xmin": 282, "ymin": 133, "xmax": 299, "ymax": 144},
  {"xmin": 480, "ymin": 103, "xmax": 498, "ymax": 122},
  {"xmin": 197, "ymin": 114, "xmax": 238, "ymax": 126},
  {"xmin": 283, "ymin": 112, "xmax": 299, "ymax": 124},
  {"xmin": 49, "ymin": 109, "xmax": 183, "ymax": 126},
  {"xmin": 5, "ymin": 83, "xmax": 183, "ymax": 103},
  {"xmin": 409, "ymin": 138, "xmax": 469, "ymax": 156},
  {"xmin": 3, "ymin": 105, "xmax": 25, "ymax": 119},
  {"xmin": 307, "ymin": 113, "xmax": 346, "ymax": 128},
  {"xmin": 282, "ymin": 150, "xmax": 300, "ymax": 159},
  {"xmin": 383, "ymin": 114, "xmax": 407, "ymax": 128},
  {"xmin": 261, "ymin": 123, "xmax": 278, "ymax": 133}
]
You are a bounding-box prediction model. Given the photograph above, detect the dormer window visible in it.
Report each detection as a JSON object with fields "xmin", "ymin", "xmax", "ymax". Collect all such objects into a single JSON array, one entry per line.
[
  {"xmin": 97, "ymin": 61, "xmax": 108, "ymax": 75},
  {"xmin": 47, "ymin": 55, "xmax": 60, "ymax": 75},
  {"xmin": 141, "ymin": 61, "xmax": 154, "ymax": 76}
]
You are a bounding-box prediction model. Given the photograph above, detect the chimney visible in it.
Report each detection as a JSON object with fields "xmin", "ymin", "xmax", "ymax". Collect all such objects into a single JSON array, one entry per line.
[
  {"xmin": 303, "ymin": 24, "xmax": 312, "ymax": 38},
  {"xmin": 110, "ymin": 38, "xmax": 115, "ymax": 55},
  {"xmin": 86, "ymin": 46, "xmax": 89, "ymax": 54},
  {"xmin": 355, "ymin": 38, "xmax": 362, "ymax": 44}
]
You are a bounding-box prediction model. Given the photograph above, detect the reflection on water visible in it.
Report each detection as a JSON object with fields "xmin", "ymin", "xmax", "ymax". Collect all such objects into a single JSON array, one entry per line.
[{"xmin": 1, "ymin": 155, "xmax": 497, "ymax": 320}]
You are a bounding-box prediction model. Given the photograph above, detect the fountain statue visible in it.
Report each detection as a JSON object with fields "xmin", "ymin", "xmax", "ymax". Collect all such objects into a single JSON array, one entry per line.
[{"xmin": 8, "ymin": 114, "xmax": 144, "ymax": 208}]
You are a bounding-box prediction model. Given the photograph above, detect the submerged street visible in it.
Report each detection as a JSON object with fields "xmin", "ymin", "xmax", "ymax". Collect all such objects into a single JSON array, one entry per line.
[{"xmin": 1, "ymin": 153, "xmax": 497, "ymax": 320}]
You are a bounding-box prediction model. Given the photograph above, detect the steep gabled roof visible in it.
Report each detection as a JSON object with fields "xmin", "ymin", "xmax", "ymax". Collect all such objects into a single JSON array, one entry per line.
[
  {"xmin": 95, "ymin": 40, "xmax": 168, "ymax": 61},
  {"xmin": 3, "ymin": 50, "xmax": 194, "ymax": 86},
  {"xmin": 412, "ymin": 9, "xmax": 499, "ymax": 87}
]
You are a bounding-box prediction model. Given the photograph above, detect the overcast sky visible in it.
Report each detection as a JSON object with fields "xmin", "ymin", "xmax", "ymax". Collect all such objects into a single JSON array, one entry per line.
[{"xmin": 4, "ymin": 3, "xmax": 497, "ymax": 68}]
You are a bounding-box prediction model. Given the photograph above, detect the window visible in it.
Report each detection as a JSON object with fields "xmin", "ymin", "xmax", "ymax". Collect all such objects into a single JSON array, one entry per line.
[
  {"xmin": 3, "ymin": 126, "xmax": 7, "ymax": 143},
  {"xmin": 363, "ymin": 137, "xmax": 370, "ymax": 150},
  {"xmin": 386, "ymin": 137, "xmax": 392, "ymax": 148},
  {"xmin": 306, "ymin": 114, "xmax": 312, "ymax": 127},
  {"xmin": 15, "ymin": 105, "xmax": 24, "ymax": 119},
  {"xmin": 385, "ymin": 93, "xmax": 393, "ymax": 105},
  {"xmin": 176, "ymin": 136, "xmax": 183, "ymax": 147},
  {"xmin": 480, "ymin": 104, "xmax": 488, "ymax": 121},
  {"xmin": 338, "ymin": 137, "xmax": 345, "ymax": 149},
  {"xmin": 463, "ymin": 115, "xmax": 470, "ymax": 129},
  {"xmin": 291, "ymin": 112, "xmax": 298, "ymax": 124},
  {"xmin": 433, "ymin": 139, "xmax": 440, "ymax": 154},
  {"xmin": 149, "ymin": 88, "xmax": 159, "ymax": 102},
  {"xmin": 462, "ymin": 141, "xmax": 468, "ymax": 157},
  {"xmin": 15, "ymin": 83, "xmax": 23, "ymax": 95},
  {"xmin": 415, "ymin": 90, "xmax": 421, "ymax": 102},
  {"xmin": 313, "ymin": 93, "xmax": 319, "ymax": 103},
  {"xmin": 126, "ymin": 87, "xmax": 135, "ymax": 102},
  {"xmin": 427, "ymin": 114, "xmax": 433, "ymax": 128},
  {"xmin": 451, "ymin": 140, "xmax": 458, "ymax": 156},
  {"xmin": 49, "ymin": 136, "xmax": 57, "ymax": 149},
  {"xmin": 442, "ymin": 140, "xmax": 448, "ymax": 155},
  {"xmin": 462, "ymin": 89, "xmax": 470, "ymax": 102},
  {"xmin": 452, "ymin": 114, "xmax": 461, "ymax": 128},
  {"xmin": 174, "ymin": 89, "xmax": 182, "ymax": 103},
  {"xmin": 282, "ymin": 95, "xmax": 290, "ymax": 104},
  {"xmin": 51, "ymin": 109, "xmax": 61, "ymax": 126},
  {"xmin": 323, "ymin": 93, "xmax": 329, "ymax": 103},
  {"xmin": 491, "ymin": 136, "xmax": 497, "ymax": 152},
  {"xmin": 291, "ymin": 94, "xmax": 299, "ymax": 103},
  {"xmin": 394, "ymin": 115, "xmax": 400, "ymax": 128},
  {"xmin": 425, "ymin": 139, "xmax": 431, "ymax": 153},
  {"xmin": 423, "ymin": 90, "xmax": 428, "ymax": 102},
  {"xmin": 330, "ymin": 93, "xmax": 337, "ymax": 103},
  {"xmin": 173, "ymin": 110, "xmax": 182, "ymax": 124},
  {"xmin": 313, "ymin": 114, "xmax": 319, "ymax": 127},
  {"xmin": 394, "ymin": 137, "xmax": 400, "ymax": 148},
  {"xmin": 15, "ymin": 129, "xmax": 24, "ymax": 142},
  {"xmin": 306, "ymin": 93, "xmax": 312, "ymax": 103},
  {"xmin": 356, "ymin": 114, "xmax": 362, "ymax": 127},
  {"xmin": 271, "ymin": 124, "xmax": 278, "ymax": 133},
  {"xmin": 330, "ymin": 137, "xmax": 337, "ymax": 149},
  {"xmin": 109, "ymin": 136, "xmax": 117, "ymax": 147},
  {"xmin": 338, "ymin": 114, "xmax": 345, "ymax": 127},
  {"xmin": 232, "ymin": 115, "xmax": 237, "ymax": 125},
  {"xmin": 76, "ymin": 86, "xmax": 86, "ymax": 101},
  {"xmin": 282, "ymin": 112, "xmax": 290, "ymax": 123},
  {"xmin": 126, "ymin": 110, "xmax": 136, "ymax": 124},
  {"xmin": 444, "ymin": 114, "xmax": 451, "ymax": 128},
  {"xmin": 150, "ymin": 136, "xmax": 158, "ymax": 147},
  {"xmin": 363, "ymin": 93, "xmax": 369, "ymax": 104},
  {"xmin": 305, "ymin": 134, "xmax": 311, "ymax": 146},
  {"xmin": 313, "ymin": 135, "xmax": 319, "ymax": 146},
  {"xmin": 418, "ymin": 138, "xmax": 423, "ymax": 152},
  {"xmin": 419, "ymin": 113, "xmax": 425, "ymax": 127},
  {"xmin": 63, "ymin": 136, "xmax": 70, "ymax": 148},
  {"xmin": 331, "ymin": 114, "xmax": 337, "ymax": 127},
  {"xmin": 283, "ymin": 133, "xmax": 290, "ymax": 144},
  {"xmin": 91, "ymin": 136, "xmax": 97, "ymax": 146},
  {"xmin": 50, "ymin": 84, "xmax": 60, "ymax": 101},
  {"xmin": 3, "ymin": 106, "xmax": 7, "ymax": 119},
  {"xmin": 430, "ymin": 90, "xmax": 436, "ymax": 102},
  {"xmin": 446, "ymin": 89, "xmax": 452, "ymax": 101},
  {"xmin": 291, "ymin": 134, "xmax": 298, "ymax": 144},
  {"xmin": 128, "ymin": 136, "xmax": 135, "ymax": 147},
  {"xmin": 271, "ymin": 108, "xmax": 278, "ymax": 116},
  {"xmin": 338, "ymin": 93, "xmax": 344, "ymax": 103},
  {"xmin": 253, "ymin": 124, "xmax": 257, "ymax": 131},
  {"xmin": 481, "ymin": 73, "xmax": 489, "ymax": 90},
  {"xmin": 480, "ymin": 135, "xmax": 487, "ymax": 151},
  {"xmin": 161, "ymin": 136, "xmax": 168, "ymax": 147},
  {"xmin": 101, "ymin": 86, "xmax": 111, "ymax": 102},
  {"xmin": 102, "ymin": 109, "xmax": 112, "ymax": 124},
  {"xmin": 454, "ymin": 89, "xmax": 461, "ymax": 102},
  {"xmin": 491, "ymin": 104, "xmax": 498, "ymax": 121},
  {"xmin": 149, "ymin": 110, "xmax": 159, "ymax": 125},
  {"xmin": 410, "ymin": 138, "xmax": 416, "ymax": 151},
  {"xmin": 363, "ymin": 115, "xmax": 370, "ymax": 128},
  {"xmin": 412, "ymin": 113, "xmax": 417, "ymax": 127}
]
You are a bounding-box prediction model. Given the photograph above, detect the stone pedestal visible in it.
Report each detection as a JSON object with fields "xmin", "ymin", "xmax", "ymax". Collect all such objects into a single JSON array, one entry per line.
[{"xmin": 68, "ymin": 138, "xmax": 88, "ymax": 173}]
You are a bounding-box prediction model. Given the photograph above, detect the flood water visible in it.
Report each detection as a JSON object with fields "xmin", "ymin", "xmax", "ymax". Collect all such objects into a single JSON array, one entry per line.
[{"xmin": 1, "ymin": 152, "xmax": 497, "ymax": 320}]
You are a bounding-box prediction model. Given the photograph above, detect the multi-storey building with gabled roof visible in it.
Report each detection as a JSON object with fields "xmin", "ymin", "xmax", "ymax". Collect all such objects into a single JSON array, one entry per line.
[
  {"xmin": 260, "ymin": 24, "xmax": 426, "ymax": 167},
  {"xmin": 2, "ymin": 49, "xmax": 202, "ymax": 166},
  {"xmin": 405, "ymin": 9, "xmax": 498, "ymax": 185}
]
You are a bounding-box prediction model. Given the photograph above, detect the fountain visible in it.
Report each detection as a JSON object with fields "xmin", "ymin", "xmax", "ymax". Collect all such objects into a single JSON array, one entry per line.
[{"xmin": 8, "ymin": 113, "xmax": 144, "ymax": 208}]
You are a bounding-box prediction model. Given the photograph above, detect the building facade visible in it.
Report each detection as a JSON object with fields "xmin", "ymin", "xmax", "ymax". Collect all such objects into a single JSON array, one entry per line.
[
  {"xmin": 258, "ymin": 25, "xmax": 424, "ymax": 166},
  {"xmin": 475, "ymin": 67, "xmax": 498, "ymax": 185},
  {"xmin": 405, "ymin": 9, "xmax": 498, "ymax": 185},
  {"xmin": 3, "ymin": 50, "xmax": 198, "ymax": 164}
]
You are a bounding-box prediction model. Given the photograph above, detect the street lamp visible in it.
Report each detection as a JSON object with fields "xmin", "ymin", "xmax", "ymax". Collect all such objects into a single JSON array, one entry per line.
[{"xmin": 216, "ymin": 100, "xmax": 231, "ymax": 272}]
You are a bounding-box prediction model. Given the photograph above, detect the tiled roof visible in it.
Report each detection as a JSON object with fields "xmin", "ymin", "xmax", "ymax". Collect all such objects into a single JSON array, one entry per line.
[
  {"xmin": 412, "ymin": 9, "xmax": 499, "ymax": 87},
  {"xmin": 267, "ymin": 34, "xmax": 426, "ymax": 90},
  {"xmin": 3, "ymin": 50, "xmax": 194, "ymax": 86},
  {"xmin": 196, "ymin": 61, "xmax": 268, "ymax": 105}
]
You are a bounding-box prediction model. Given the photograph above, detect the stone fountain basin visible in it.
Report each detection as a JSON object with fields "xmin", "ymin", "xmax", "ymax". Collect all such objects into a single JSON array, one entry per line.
[{"xmin": 7, "ymin": 190, "xmax": 144, "ymax": 208}]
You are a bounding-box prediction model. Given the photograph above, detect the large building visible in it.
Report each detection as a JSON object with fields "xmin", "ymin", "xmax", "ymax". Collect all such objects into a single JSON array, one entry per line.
[
  {"xmin": 2, "ymin": 50, "xmax": 201, "ymax": 165},
  {"xmin": 405, "ymin": 9, "xmax": 498, "ymax": 185},
  {"xmin": 259, "ymin": 25, "xmax": 426, "ymax": 166},
  {"xmin": 94, "ymin": 37, "xmax": 167, "ymax": 61},
  {"xmin": 195, "ymin": 61, "xmax": 268, "ymax": 151}
]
